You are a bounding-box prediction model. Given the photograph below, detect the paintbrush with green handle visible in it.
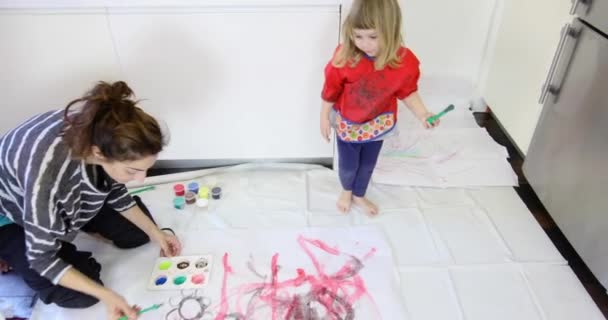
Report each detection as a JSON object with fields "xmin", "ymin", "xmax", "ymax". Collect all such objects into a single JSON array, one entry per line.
[
  {"xmin": 128, "ymin": 185, "xmax": 156, "ymax": 195},
  {"xmin": 426, "ymin": 104, "xmax": 455, "ymax": 125},
  {"xmin": 117, "ymin": 303, "xmax": 163, "ymax": 320}
]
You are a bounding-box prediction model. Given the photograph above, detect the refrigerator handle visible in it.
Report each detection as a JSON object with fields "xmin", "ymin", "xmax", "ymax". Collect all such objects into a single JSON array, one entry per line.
[
  {"xmin": 570, "ymin": 0, "xmax": 581, "ymax": 14},
  {"xmin": 570, "ymin": 0, "xmax": 590, "ymax": 15},
  {"xmin": 539, "ymin": 24, "xmax": 572, "ymax": 104}
]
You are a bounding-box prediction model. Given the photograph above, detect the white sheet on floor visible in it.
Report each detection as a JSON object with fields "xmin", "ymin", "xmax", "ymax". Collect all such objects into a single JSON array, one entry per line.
[
  {"xmin": 373, "ymin": 105, "xmax": 518, "ymax": 188},
  {"xmin": 31, "ymin": 164, "xmax": 604, "ymax": 320},
  {"xmin": 0, "ymin": 269, "xmax": 35, "ymax": 318},
  {"xmin": 32, "ymin": 226, "xmax": 407, "ymax": 320}
]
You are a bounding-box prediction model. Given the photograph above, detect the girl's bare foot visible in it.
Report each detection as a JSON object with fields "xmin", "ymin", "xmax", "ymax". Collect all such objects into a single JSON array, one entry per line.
[
  {"xmin": 337, "ymin": 190, "xmax": 353, "ymax": 213},
  {"xmin": 353, "ymin": 196, "xmax": 379, "ymax": 216}
]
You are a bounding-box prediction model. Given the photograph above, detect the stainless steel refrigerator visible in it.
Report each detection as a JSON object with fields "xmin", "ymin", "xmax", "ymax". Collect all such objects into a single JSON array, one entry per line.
[{"xmin": 524, "ymin": 0, "xmax": 608, "ymax": 289}]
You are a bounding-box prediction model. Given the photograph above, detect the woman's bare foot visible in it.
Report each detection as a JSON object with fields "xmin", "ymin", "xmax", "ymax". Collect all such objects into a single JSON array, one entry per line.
[
  {"xmin": 337, "ymin": 190, "xmax": 353, "ymax": 213},
  {"xmin": 353, "ymin": 196, "xmax": 379, "ymax": 216}
]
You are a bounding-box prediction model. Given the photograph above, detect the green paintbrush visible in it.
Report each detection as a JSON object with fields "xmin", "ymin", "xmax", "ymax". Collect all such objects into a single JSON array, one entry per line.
[
  {"xmin": 128, "ymin": 185, "xmax": 156, "ymax": 195},
  {"xmin": 426, "ymin": 104, "xmax": 455, "ymax": 124},
  {"xmin": 117, "ymin": 303, "xmax": 163, "ymax": 320}
]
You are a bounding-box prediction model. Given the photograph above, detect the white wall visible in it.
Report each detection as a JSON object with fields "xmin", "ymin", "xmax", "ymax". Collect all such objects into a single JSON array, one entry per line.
[
  {"xmin": 1, "ymin": 0, "xmax": 497, "ymax": 161},
  {"xmin": 0, "ymin": 12, "xmax": 122, "ymax": 133},
  {"xmin": 341, "ymin": 0, "xmax": 497, "ymax": 87},
  {"xmin": 0, "ymin": 2, "xmax": 340, "ymax": 161},
  {"xmin": 480, "ymin": 0, "xmax": 572, "ymax": 154},
  {"xmin": 401, "ymin": 0, "xmax": 496, "ymax": 83},
  {"xmin": 110, "ymin": 9, "xmax": 339, "ymax": 160}
]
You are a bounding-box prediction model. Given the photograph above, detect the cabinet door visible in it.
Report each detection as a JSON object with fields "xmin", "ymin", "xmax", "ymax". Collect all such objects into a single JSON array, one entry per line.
[{"xmin": 481, "ymin": 0, "xmax": 571, "ymax": 154}]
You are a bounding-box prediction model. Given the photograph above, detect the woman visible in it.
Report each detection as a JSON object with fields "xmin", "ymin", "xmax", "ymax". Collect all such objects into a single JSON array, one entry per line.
[{"xmin": 0, "ymin": 81, "xmax": 181, "ymax": 319}]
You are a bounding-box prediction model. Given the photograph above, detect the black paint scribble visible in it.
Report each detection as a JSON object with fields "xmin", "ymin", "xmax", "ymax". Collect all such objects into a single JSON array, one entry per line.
[{"xmin": 166, "ymin": 290, "xmax": 212, "ymax": 320}]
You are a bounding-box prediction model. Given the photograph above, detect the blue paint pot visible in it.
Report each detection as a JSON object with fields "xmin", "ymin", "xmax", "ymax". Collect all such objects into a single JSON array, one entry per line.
[{"xmin": 187, "ymin": 182, "xmax": 199, "ymax": 194}]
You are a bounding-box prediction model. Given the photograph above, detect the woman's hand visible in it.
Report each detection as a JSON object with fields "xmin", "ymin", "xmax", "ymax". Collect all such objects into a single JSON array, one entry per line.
[
  {"xmin": 153, "ymin": 229, "xmax": 182, "ymax": 257},
  {"xmin": 419, "ymin": 112, "xmax": 440, "ymax": 129},
  {"xmin": 100, "ymin": 289, "xmax": 140, "ymax": 320},
  {"xmin": 120, "ymin": 206, "xmax": 183, "ymax": 257}
]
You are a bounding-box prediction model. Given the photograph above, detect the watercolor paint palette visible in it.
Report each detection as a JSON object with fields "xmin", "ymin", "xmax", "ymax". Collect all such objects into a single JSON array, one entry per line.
[{"xmin": 147, "ymin": 255, "xmax": 213, "ymax": 291}]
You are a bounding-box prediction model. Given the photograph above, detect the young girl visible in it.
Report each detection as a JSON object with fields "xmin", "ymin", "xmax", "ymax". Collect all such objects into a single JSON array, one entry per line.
[
  {"xmin": 0, "ymin": 81, "xmax": 181, "ymax": 320},
  {"xmin": 320, "ymin": 0, "xmax": 439, "ymax": 215}
]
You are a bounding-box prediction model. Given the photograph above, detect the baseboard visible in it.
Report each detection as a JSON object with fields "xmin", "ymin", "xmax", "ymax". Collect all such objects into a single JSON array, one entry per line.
[{"xmin": 152, "ymin": 157, "xmax": 333, "ymax": 170}]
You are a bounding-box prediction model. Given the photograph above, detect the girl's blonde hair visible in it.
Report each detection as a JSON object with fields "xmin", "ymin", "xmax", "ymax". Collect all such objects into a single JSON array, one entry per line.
[{"xmin": 333, "ymin": 0, "xmax": 403, "ymax": 70}]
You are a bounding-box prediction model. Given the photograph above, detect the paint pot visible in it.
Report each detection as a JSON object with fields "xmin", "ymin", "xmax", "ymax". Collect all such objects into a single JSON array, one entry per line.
[
  {"xmin": 173, "ymin": 184, "xmax": 185, "ymax": 197},
  {"xmin": 195, "ymin": 198, "xmax": 208, "ymax": 208},
  {"xmin": 185, "ymin": 191, "xmax": 196, "ymax": 205},
  {"xmin": 173, "ymin": 275, "xmax": 187, "ymax": 285},
  {"xmin": 158, "ymin": 260, "xmax": 172, "ymax": 271},
  {"xmin": 191, "ymin": 274, "xmax": 205, "ymax": 285},
  {"xmin": 173, "ymin": 197, "xmax": 186, "ymax": 210},
  {"xmin": 198, "ymin": 186, "xmax": 210, "ymax": 199},
  {"xmin": 211, "ymin": 187, "xmax": 222, "ymax": 200},
  {"xmin": 187, "ymin": 182, "xmax": 199, "ymax": 195},
  {"xmin": 147, "ymin": 255, "xmax": 213, "ymax": 291},
  {"xmin": 195, "ymin": 258, "xmax": 208, "ymax": 269}
]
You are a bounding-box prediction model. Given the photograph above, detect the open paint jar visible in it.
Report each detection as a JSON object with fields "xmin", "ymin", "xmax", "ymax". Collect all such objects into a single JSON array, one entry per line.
[
  {"xmin": 211, "ymin": 187, "xmax": 222, "ymax": 200},
  {"xmin": 173, "ymin": 184, "xmax": 185, "ymax": 197},
  {"xmin": 198, "ymin": 186, "xmax": 210, "ymax": 199},
  {"xmin": 173, "ymin": 197, "xmax": 186, "ymax": 209},
  {"xmin": 185, "ymin": 191, "xmax": 197, "ymax": 205},
  {"xmin": 187, "ymin": 182, "xmax": 199, "ymax": 195},
  {"xmin": 196, "ymin": 198, "xmax": 208, "ymax": 208}
]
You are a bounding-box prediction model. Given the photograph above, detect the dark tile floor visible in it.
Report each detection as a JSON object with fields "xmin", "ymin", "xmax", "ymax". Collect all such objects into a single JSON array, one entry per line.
[{"xmin": 474, "ymin": 111, "xmax": 608, "ymax": 318}]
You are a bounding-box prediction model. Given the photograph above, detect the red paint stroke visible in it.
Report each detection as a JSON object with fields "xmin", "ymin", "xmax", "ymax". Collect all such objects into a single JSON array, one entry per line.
[
  {"xmin": 214, "ymin": 253, "xmax": 233, "ymax": 320},
  {"xmin": 363, "ymin": 247, "xmax": 377, "ymax": 260},
  {"xmin": 270, "ymin": 253, "xmax": 279, "ymax": 320},
  {"xmin": 214, "ymin": 236, "xmax": 381, "ymax": 319}
]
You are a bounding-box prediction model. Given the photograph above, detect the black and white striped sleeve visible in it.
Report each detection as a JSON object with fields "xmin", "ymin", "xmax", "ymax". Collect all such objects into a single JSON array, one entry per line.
[
  {"xmin": 22, "ymin": 217, "xmax": 71, "ymax": 284},
  {"xmin": 19, "ymin": 115, "xmax": 73, "ymax": 284},
  {"xmin": 106, "ymin": 185, "xmax": 136, "ymax": 213}
]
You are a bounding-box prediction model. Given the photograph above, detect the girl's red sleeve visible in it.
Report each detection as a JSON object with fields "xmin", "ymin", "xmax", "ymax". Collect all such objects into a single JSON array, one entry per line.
[
  {"xmin": 396, "ymin": 49, "xmax": 421, "ymax": 100},
  {"xmin": 321, "ymin": 46, "xmax": 345, "ymax": 102}
]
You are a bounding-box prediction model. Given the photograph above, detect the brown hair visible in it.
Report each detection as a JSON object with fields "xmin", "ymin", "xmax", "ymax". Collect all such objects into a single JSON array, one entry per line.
[
  {"xmin": 63, "ymin": 81, "xmax": 165, "ymax": 161},
  {"xmin": 333, "ymin": 0, "xmax": 403, "ymax": 70}
]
